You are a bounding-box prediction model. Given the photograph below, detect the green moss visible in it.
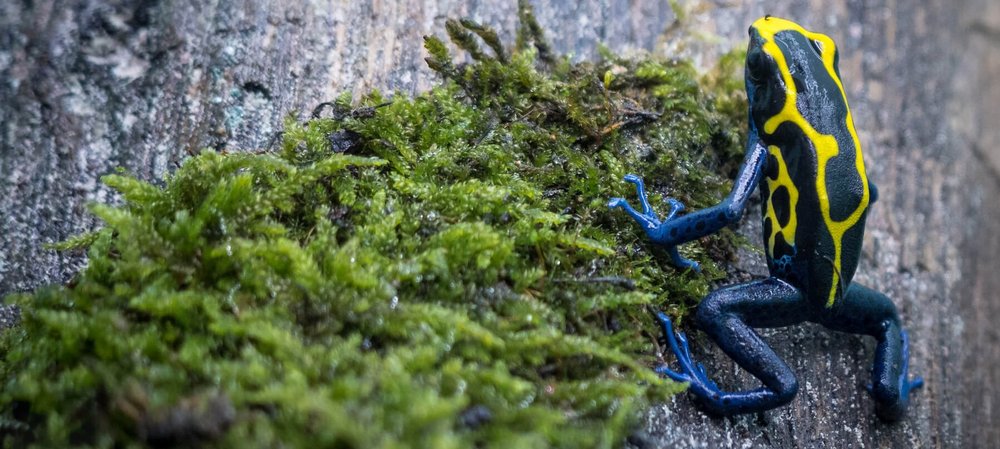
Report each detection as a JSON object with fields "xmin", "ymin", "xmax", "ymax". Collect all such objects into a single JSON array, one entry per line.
[{"xmin": 0, "ymin": 5, "xmax": 746, "ymax": 449}]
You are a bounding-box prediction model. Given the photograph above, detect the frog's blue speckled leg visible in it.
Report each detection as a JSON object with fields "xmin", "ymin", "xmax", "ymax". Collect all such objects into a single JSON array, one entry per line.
[
  {"xmin": 654, "ymin": 277, "xmax": 809, "ymax": 416},
  {"xmin": 818, "ymin": 283, "xmax": 923, "ymax": 421},
  {"xmin": 608, "ymin": 134, "xmax": 768, "ymax": 270},
  {"xmin": 869, "ymin": 179, "xmax": 879, "ymax": 204}
]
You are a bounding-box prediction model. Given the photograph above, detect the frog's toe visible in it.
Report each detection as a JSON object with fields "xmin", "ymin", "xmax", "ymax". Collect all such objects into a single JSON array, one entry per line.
[
  {"xmin": 696, "ymin": 362, "xmax": 709, "ymax": 378},
  {"xmin": 664, "ymin": 198, "xmax": 685, "ymax": 219},
  {"xmin": 899, "ymin": 330, "xmax": 924, "ymax": 396},
  {"xmin": 608, "ymin": 197, "xmax": 627, "ymax": 209},
  {"xmin": 677, "ymin": 258, "xmax": 701, "ymax": 272},
  {"xmin": 654, "ymin": 363, "xmax": 689, "ymax": 383},
  {"xmin": 694, "ymin": 363, "xmax": 719, "ymax": 390},
  {"xmin": 668, "ymin": 247, "xmax": 701, "ymax": 272},
  {"xmin": 623, "ymin": 173, "xmax": 643, "ymax": 184},
  {"xmin": 654, "ymin": 311, "xmax": 677, "ymax": 337},
  {"xmin": 908, "ymin": 376, "xmax": 924, "ymax": 391},
  {"xmin": 653, "ymin": 312, "xmax": 719, "ymax": 390}
]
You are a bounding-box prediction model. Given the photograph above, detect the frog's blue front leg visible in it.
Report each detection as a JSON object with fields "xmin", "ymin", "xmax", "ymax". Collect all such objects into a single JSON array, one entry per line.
[{"xmin": 609, "ymin": 133, "xmax": 768, "ymax": 269}]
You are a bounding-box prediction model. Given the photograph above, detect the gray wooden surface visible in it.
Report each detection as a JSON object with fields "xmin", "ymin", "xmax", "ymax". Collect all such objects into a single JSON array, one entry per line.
[{"xmin": 2, "ymin": 1, "xmax": 997, "ymax": 447}]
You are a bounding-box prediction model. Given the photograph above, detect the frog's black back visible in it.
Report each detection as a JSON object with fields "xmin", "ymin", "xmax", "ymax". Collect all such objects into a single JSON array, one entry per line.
[{"xmin": 749, "ymin": 22, "xmax": 873, "ymax": 308}]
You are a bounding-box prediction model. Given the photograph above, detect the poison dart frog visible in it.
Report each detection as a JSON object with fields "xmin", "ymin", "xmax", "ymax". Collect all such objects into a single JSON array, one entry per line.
[{"xmin": 608, "ymin": 16, "xmax": 922, "ymax": 421}]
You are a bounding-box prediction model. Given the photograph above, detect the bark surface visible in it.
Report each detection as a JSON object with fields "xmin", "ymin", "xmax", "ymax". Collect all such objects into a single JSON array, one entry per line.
[{"xmin": 2, "ymin": 1, "xmax": 997, "ymax": 447}]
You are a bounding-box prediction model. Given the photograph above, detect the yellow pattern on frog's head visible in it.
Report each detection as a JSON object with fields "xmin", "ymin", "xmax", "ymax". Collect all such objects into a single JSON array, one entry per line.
[
  {"xmin": 745, "ymin": 16, "xmax": 847, "ymax": 137},
  {"xmin": 748, "ymin": 15, "xmax": 841, "ymax": 77},
  {"xmin": 751, "ymin": 15, "xmax": 839, "ymax": 55}
]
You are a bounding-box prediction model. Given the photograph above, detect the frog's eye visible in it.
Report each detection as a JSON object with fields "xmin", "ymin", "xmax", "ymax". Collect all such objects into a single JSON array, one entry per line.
[
  {"xmin": 810, "ymin": 39, "xmax": 824, "ymax": 55},
  {"xmin": 747, "ymin": 48, "xmax": 768, "ymax": 82}
]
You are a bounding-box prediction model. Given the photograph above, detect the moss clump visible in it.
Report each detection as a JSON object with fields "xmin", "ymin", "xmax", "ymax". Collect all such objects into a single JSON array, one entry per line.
[{"xmin": 0, "ymin": 5, "xmax": 746, "ymax": 449}]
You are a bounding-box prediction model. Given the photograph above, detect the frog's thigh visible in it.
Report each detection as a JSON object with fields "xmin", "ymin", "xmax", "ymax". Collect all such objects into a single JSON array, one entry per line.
[
  {"xmin": 818, "ymin": 283, "xmax": 900, "ymax": 335},
  {"xmin": 695, "ymin": 277, "xmax": 807, "ymax": 394},
  {"xmin": 817, "ymin": 283, "xmax": 908, "ymax": 418},
  {"xmin": 818, "ymin": 284, "xmax": 904, "ymax": 383},
  {"xmin": 697, "ymin": 277, "xmax": 810, "ymax": 329}
]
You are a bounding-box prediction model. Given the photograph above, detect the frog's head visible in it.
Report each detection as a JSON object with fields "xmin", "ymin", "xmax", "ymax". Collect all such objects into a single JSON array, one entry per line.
[{"xmin": 746, "ymin": 16, "xmax": 847, "ymax": 142}]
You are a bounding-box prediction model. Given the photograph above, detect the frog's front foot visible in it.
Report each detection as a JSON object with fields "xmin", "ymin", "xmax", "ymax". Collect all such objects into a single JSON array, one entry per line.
[
  {"xmin": 653, "ymin": 312, "xmax": 736, "ymax": 414},
  {"xmin": 608, "ymin": 174, "xmax": 699, "ymax": 271}
]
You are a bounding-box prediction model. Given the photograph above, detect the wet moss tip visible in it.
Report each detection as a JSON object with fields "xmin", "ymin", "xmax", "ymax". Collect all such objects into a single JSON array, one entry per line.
[{"xmin": 1, "ymin": 7, "xmax": 747, "ymax": 449}]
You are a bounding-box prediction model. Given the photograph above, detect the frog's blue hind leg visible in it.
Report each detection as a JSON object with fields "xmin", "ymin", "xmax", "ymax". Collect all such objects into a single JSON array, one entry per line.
[
  {"xmin": 818, "ymin": 283, "xmax": 923, "ymax": 421},
  {"xmin": 654, "ymin": 277, "xmax": 809, "ymax": 416}
]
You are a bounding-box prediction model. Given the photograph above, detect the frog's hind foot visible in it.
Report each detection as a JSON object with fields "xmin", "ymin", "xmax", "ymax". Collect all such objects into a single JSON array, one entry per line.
[
  {"xmin": 653, "ymin": 311, "xmax": 799, "ymax": 416},
  {"xmin": 653, "ymin": 312, "xmax": 743, "ymax": 416},
  {"xmin": 653, "ymin": 312, "xmax": 718, "ymax": 390},
  {"xmin": 869, "ymin": 330, "xmax": 924, "ymax": 421}
]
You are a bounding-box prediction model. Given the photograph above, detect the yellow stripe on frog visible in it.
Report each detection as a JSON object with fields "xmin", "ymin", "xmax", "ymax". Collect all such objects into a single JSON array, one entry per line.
[
  {"xmin": 765, "ymin": 145, "xmax": 799, "ymax": 257},
  {"xmin": 753, "ymin": 16, "xmax": 871, "ymax": 307}
]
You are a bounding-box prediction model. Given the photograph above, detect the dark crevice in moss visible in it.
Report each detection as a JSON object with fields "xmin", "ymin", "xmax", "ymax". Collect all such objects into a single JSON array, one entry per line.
[{"xmin": 1, "ymin": 4, "xmax": 747, "ymax": 448}]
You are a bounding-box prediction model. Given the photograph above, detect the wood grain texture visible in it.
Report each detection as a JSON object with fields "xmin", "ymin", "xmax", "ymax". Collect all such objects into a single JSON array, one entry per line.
[
  {"xmin": 0, "ymin": 0, "xmax": 674, "ymax": 293},
  {"xmin": 1, "ymin": 0, "xmax": 997, "ymax": 447}
]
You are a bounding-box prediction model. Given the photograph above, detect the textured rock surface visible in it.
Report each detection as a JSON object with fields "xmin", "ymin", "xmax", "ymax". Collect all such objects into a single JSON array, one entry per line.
[{"xmin": 1, "ymin": 0, "xmax": 997, "ymax": 447}]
